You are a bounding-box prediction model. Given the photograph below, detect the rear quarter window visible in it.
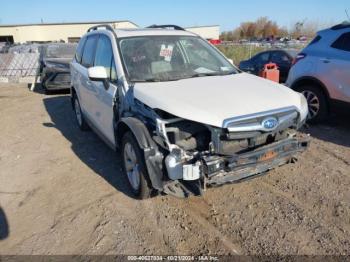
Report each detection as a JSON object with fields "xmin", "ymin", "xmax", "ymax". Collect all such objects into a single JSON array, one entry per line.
[
  {"xmin": 308, "ymin": 35, "xmax": 322, "ymax": 46},
  {"xmin": 75, "ymin": 37, "xmax": 86, "ymax": 63}
]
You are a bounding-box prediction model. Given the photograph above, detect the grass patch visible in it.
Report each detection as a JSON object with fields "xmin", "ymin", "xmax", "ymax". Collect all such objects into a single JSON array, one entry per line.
[{"xmin": 217, "ymin": 45, "xmax": 268, "ymax": 65}]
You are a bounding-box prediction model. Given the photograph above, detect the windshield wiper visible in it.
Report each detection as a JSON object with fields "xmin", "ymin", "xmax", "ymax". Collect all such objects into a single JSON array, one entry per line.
[
  {"xmin": 130, "ymin": 71, "xmax": 237, "ymax": 83},
  {"xmin": 131, "ymin": 77, "xmax": 181, "ymax": 83},
  {"xmin": 189, "ymin": 72, "xmax": 220, "ymax": 78},
  {"xmin": 188, "ymin": 71, "xmax": 236, "ymax": 78}
]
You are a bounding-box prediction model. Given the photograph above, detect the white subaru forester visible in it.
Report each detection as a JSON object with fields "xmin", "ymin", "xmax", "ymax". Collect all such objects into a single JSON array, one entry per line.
[{"xmin": 70, "ymin": 24, "xmax": 309, "ymax": 199}]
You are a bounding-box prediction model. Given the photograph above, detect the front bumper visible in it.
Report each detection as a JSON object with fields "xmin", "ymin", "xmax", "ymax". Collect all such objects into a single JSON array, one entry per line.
[
  {"xmin": 163, "ymin": 135, "xmax": 309, "ymax": 198},
  {"xmin": 41, "ymin": 70, "xmax": 71, "ymax": 90},
  {"xmin": 204, "ymin": 136, "xmax": 309, "ymax": 186}
]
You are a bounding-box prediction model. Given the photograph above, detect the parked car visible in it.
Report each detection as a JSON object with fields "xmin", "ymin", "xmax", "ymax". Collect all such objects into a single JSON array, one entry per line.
[
  {"xmin": 40, "ymin": 43, "xmax": 77, "ymax": 93},
  {"xmin": 239, "ymin": 49, "xmax": 297, "ymax": 83},
  {"xmin": 287, "ymin": 22, "xmax": 350, "ymax": 123},
  {"xmin": 70, "ymin": 24, "xmax": 309, "ymax": 199}
]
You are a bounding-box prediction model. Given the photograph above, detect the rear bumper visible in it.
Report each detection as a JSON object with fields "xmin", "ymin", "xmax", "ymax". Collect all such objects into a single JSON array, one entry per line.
[{"xmin": 204, "ymin": 136, "xmax": 309, "ymax": 186}]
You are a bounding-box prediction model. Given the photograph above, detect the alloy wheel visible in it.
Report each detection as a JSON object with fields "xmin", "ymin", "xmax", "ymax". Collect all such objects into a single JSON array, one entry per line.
[
  {"xmin": 302, "ymin": 90, "xmax": 320, "ymax": 120},
  {"xmin": 123, "ymin": 142, "xmax": 141, "ymax": 191},
  {"xmin": 74, "ymin": 98, "xmax": 83, "ymax": 126}
]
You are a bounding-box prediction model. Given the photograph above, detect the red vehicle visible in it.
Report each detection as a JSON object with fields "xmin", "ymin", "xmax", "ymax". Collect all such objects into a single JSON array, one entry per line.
[{"xmin": 209, "ymin": 39, "xmax": 221, "ymax": 45}]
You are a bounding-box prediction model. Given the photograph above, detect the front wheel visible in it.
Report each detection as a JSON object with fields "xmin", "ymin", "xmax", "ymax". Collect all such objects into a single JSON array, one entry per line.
[{"xmin": 121, "ymin": 132, "xmax": 153, "ymax": 199}]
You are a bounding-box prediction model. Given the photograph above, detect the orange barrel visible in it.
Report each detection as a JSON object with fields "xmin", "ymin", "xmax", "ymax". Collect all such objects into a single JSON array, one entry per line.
[{"xmin": 259, "ymin": 63, "xmax": 280, "ymax": 83}]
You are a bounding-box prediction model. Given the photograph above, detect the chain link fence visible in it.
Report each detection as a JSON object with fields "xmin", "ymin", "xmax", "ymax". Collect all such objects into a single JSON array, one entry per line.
[{"xmin": 0, "ymin": 53, "xmax": 40, "ymax": 83}]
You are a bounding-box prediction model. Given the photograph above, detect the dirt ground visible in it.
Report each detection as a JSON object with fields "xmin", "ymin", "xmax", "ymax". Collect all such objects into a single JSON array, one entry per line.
[{"xmin": 0, "ymin": 83, "xmax": 350, "ymax": 255}]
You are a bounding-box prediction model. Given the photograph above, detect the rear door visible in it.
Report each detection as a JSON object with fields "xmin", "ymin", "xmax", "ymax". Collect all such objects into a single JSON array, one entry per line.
[
  {"xmin": 79, "ymin": 34, "xmax": 99, "ymax": 121},
  {"xmin": 71, "ymin": 36, "xmax": 86, "ymax": 108},
  {"xmin": 327, "ymin": 32, "xmax": 350, "ymax": 103},
  {"xmin": 89, "ymin": 34, "xmax": 118, "ymax": 146}
]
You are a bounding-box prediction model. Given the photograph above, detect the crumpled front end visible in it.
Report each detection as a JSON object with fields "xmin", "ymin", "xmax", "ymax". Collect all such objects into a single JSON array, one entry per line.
[
  {"xmin": 153, "ymin": 107, "xmax": 309, "ymax": 198},
  {"xmin": 130, "ymin": 98, "xmax": 309, "ymax": 198}
]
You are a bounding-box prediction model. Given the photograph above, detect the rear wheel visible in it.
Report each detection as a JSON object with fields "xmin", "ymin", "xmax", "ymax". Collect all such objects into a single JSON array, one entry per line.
[
  {"xmin": 73, "ymin": 95, "xmax": 89, "ymax": 131},
  {"xmin": 297, "ymin": 85, "xmax": 328, "ymax": 123},
  {"xmin": 121, "ymin": 132, "xmax": 153, "ymax": 199}
]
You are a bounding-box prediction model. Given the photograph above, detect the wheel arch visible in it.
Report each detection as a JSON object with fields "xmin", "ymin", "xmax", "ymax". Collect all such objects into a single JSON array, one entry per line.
[
  {"xmin": 116, "ymin": 117, "xmax": 164, "ymax": 191},
  {"xmin": 290, "ymin": 76, "xmax": 331, "ymax": 111},
  {"xmin": 116, "ymin": 117, "xmax": 155, "ymax": 149}
]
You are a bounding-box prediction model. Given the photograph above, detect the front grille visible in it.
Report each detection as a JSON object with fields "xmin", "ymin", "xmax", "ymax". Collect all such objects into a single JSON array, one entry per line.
[{"xmin": 223, "ymin": 107, "xmax": 298, "ymax": 133}]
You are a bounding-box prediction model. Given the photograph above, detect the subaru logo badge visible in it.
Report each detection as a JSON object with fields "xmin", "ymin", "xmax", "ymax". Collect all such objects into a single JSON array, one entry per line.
[{"xmin": 262, "ymin": 117, "xmax": 278, "ymax": 130}]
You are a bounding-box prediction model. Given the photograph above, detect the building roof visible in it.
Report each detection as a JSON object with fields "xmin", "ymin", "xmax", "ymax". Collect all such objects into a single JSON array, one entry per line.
[
  {"xmin": 0, "ymin": 20, "xmax": 139, "ymax": 28},
  {"xmin": 185, "ymin": 25, "xmax": 220, "ymax": 29}
]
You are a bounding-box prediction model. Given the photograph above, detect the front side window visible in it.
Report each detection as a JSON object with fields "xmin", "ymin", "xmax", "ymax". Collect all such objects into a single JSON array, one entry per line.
[
  {"xmin": 81, "ymin": 35, "xmax": 98, "ymax": 68},
  {"xmin": 111, "ymin": 59, "xmax": 117, "ymax": 82},
  {"xmin": 94, "ymin": 35, "xmax": 115, "ymax": 80},
  {"xmin": 331, "ymin": 32, "xmax": 350, "ymax": 52},
  {"xmin": 118, "ymin": 36, "xmax": 237, "ymax": 82}
]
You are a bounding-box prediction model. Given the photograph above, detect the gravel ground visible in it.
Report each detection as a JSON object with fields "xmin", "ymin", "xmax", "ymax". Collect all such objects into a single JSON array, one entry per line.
[{"xmin": 0, "ymin": 84, "xmax": 349, "ymax": 255}]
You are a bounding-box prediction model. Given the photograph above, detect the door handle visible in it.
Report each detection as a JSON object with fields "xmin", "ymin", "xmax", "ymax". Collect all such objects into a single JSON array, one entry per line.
[{"xmin": 321, "ymin": 58, "xmax": 331, "ymax": 63}]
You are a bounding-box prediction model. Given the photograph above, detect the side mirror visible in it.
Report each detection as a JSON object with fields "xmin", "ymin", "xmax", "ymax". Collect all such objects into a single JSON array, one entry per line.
[
  {"xmin": 227, "ymin": 58, "xmax": 234, "ymax": 65},
  {"xmin": 88, "ymin": 66, "xmax": 109, "ymax": 89}
]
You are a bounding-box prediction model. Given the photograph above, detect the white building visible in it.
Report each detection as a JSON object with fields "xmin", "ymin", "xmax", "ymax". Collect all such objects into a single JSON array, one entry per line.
[
  {"xmin": 0, "ymin": 20, "xmax": 220, "ymax": 44},
  {"xmin": 185, "ymin": 25, "xmax": 220, "ymax": 40}
]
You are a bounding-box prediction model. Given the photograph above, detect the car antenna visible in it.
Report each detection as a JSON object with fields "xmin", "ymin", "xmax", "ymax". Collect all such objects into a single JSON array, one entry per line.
[{"xmin": 346, "ymin": 9, "xmax": 350, "ymax": 21}]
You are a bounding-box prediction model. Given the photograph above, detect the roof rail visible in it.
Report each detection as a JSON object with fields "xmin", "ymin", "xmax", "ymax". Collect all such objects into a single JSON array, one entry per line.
[
  {"xmin": 147, "ymin": 24, "xmax": 185, "ymax": 31},
  {"xmin": 331, "ymin": 22, "xmax": 350, "ymax": 30},
  {"xmin": 87, "ymin": 24, "xmax": 115, "ymax": 33}
]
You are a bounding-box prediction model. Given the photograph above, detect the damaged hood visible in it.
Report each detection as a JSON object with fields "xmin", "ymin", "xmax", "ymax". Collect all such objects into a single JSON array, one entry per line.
[{"xmin": 133, "ymin": 73, "xmax": 304, "ymax": 128}]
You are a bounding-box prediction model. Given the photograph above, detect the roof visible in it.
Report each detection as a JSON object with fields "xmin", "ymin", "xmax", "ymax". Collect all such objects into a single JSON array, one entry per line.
[
  {"xmin": 331, "ymin": 22, "xmax": 350, "ymax": 30},
  {"xmin": 104, "ymin": 28, "xmax": 196, "ymax": 38},
  {"xmin": 0, "ymin": 20, "xmax": 139, "ymax": 28}
]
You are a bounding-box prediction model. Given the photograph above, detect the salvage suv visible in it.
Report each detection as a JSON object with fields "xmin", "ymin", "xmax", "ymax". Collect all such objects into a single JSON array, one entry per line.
[{"xmin": 70, "ymin": 24, "xmax": 309, "ymax": 199}]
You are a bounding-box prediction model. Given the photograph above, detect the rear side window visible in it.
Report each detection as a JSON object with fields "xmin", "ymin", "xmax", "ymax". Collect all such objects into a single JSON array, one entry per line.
[
  {"xmin": 94, "ymin": 35, "xmax": 115, "ymax": 80},
  {"xmin": 253, "ymin": 52, "xmax": 270, "ymax": 64},
  {"xmin": 271, "ymin": 51, "xmax": 290, "ymax": 63},
  {"xmin": 331, "ymin": 32, "xmax": 350, "ymax": 52},
  {"xmin": 308, "ymin": 35, "xmax": 321, "ymax": 46},
  {"xmin": 81, "ymin": 35, "xmax": 98, "ymax": 67},
  {"xmin": 75, "ymin": 37, "xmax": 86, "ymax": 63}
]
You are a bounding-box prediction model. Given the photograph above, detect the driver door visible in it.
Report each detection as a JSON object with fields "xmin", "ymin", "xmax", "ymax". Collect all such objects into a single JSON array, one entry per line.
[{"xmin": 89, "ymin": 34, "xmax": 118, "ymax": 146}]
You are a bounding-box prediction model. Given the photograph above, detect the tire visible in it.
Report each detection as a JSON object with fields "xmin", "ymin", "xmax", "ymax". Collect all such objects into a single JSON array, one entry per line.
[
  {"xmin": 121, "ymin": 131, "xmax": 153, "ymax": 199},
  {"xmin": 296, "ymin": 85, "xmax": 328, "ymax": 123},
  {"xmin": 73, "ymin": 94, "xmax": 90, "ymax": 131},
  {"xmin": 41, "ymin": 78, "xmax": 50, "ymax": 94}
]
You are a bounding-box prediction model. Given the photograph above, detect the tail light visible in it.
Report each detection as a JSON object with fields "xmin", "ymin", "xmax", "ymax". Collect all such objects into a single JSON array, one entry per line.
[{"xmin": 292, "ymin": 53, "xmax": 307, "ymax": 66}]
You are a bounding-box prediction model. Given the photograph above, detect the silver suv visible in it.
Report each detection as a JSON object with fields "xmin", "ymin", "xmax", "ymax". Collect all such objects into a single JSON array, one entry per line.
[
  {"xmin": 286, "ymin": 22, "xmax": 350, "ymax": 123},
  {"xmin": 71, "ymin": 24, "xmax": 309, "ymax": 199}
]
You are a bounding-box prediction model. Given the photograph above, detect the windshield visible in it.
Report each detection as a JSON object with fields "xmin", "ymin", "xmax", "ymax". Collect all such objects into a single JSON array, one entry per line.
[
  {"xmin": 118, "ymin": 36, "xmax": 238, "ymax": 82},
  {"xmin": 43, "ymin": 43, "xmax": 77, "ymax": 59}
]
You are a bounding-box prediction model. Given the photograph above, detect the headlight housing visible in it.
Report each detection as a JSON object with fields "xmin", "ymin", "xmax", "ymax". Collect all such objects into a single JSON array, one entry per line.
[{"xmin": 299, "ymin": 93, "xmax": 309, "ymax": 122}]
